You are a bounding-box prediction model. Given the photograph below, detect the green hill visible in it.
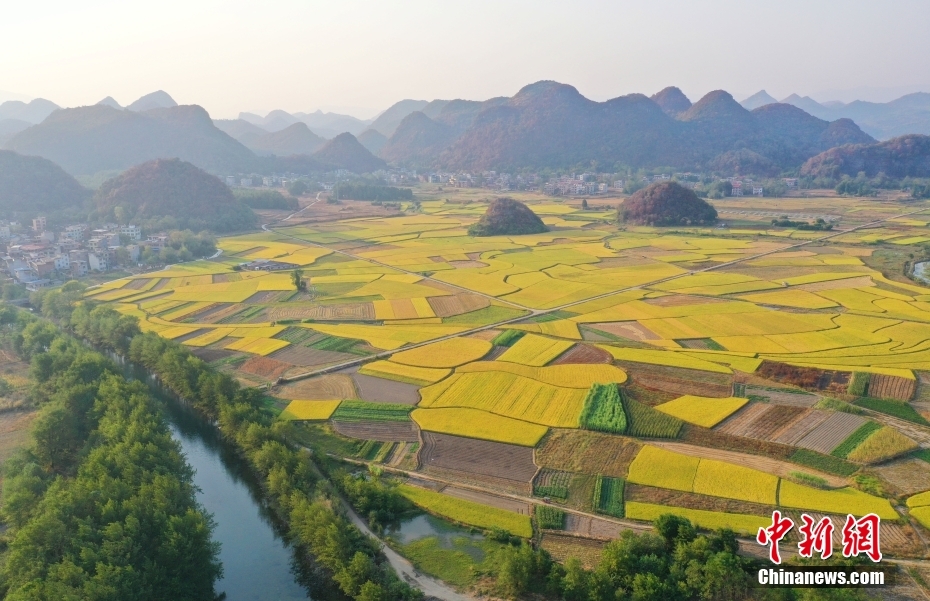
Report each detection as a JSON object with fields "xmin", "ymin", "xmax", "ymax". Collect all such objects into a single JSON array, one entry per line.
[
  {"xmin": 619, "ymin": 181, "xmax": 717, "ymax": 226},
  {"xmin": 0, "ymin": 150, "xmax": 91, "ymax": 217},
  {"xmin": 468, "ymin": 198, "xmax": 548, "ymax": 236},
  {"xmin": 95, "ymin": 159, "xmax": 256, "ymax": 232}
]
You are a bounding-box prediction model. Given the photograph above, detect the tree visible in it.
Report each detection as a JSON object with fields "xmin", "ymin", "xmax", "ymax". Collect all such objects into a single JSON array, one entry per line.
[
  {"xmin": 288, "ymin": 180, "xmax": 309, "ymax": 197},
  {"xmin": 581, "ymin": 198, "xmax": 589, "ymax": 209},
  {"xmin": 291, "ymin": 268, "xmax": 305, "ymax": 291}
]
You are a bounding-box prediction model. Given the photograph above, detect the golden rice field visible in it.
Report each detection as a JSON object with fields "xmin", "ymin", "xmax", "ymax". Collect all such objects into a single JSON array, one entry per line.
[
  {"xmin": 655, "ymin": 395, "xmax": 749, "ymax": 428},
  {"xmin": 625, "ymin": 502, "xmax": 770, "ymax": 535},
  {"xmin": 86, "ymin": 194, "xmax": 930, "ymax": 540}
]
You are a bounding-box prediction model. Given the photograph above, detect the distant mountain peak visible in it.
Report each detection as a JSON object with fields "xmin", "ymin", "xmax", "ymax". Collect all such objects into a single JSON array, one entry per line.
[
  {"xmin": 740, "ymin": 90, "xmax": 778, "ymax": 110},
  {"xmin": 680, "ymin": 90, "xmax": 749, "ymax": 122},
  {"xmin": 97, "ymin": 96, "xmax": 122, "ymax": 109},
  {"xmin": 313, "ymin": 132, "xmax": 385, "ymax": 173},
  {"xmin": 651, "ymin": 86, "xmax": 692, "ymax": 116},
  {"xmin": 511, "ymin": 80, "xmax": 585, "ymax": 107},
  {"xmin": 127, "ymin": 90, "xmax": 177, "ymax": 112}
]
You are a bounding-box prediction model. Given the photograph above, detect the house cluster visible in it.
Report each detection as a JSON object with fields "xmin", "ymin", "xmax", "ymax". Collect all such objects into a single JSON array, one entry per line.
[
  {"xmin": 726, "ymin": 177, "xmax": 764, "ymax": 197},
  {"xmin": 1, "ymin": 218, "xmax": 165, "ymax": 290}
]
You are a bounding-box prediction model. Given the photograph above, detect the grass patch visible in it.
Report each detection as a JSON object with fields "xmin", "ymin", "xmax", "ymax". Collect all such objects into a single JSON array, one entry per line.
[
  {"xmin": 813, "ymin": 398, "xmax": 863, "ymax": 414},
  {"xmin": 491, "ymin": 329, "xmax": 525, "ymax": 347},
  {"xmin": 291, "ymin": 423, "xmax": 361, "ymax": 458},
  {"xmin": 443, "ymin": 305, "xmax": 528, "ymax": 326},
  {"xmin": 536, "ymin": 505, "xmax": 566, "ymax": 530},
  {"xmin": 847, "ymin": 372, "xmax": 871, "ymax": 396},
  {"xmin": 534, "ymin": 471, "xmax": 572, "ymax": 500},
  {"xmin": 913, "ymin": 448, "xmax": 930, "ymax": 463},
  {"xmin": 846, "ymin": 426, "xmax": 918, "ymax": 463},
  {"xmin": 392, "ymin": 534, "xmax": 505, "ymax": 589},
  {"xmin": 579, "ymin": 383, "xmax": 627, "ymax": 434},
  {"xmin": 790, "ymin": 449, "xmax": 859, "ymax": 477},
  {"xmin": 594, "ymin": 475, "xmax": 625, "ymax": 518},
  {"xmin": 787, "ymin": 471, "xmax": 829, "ymax": 489},
  {"xmin": 398, "ymin": 484, "xmax": 533, "ymax": 537},
  {"xmin": 332, "ymin": 401, "xmax": 413, "ymax": 422},
  {"xmin": 308, "ymin": 333, "xmax": 369, "ymax": 355},
  {"xmin": 831, "ymin": 421, "xmax": 882, "ymax": 458},
  {"xmin": 854, "ymin": 397, "xmax": 930, "ymax": 426}
]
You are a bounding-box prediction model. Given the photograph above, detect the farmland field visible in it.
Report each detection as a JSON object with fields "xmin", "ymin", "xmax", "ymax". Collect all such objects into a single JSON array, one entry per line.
[{"xmin": 89, "ymin": 192, "xmax": 930, "ymax": 558}]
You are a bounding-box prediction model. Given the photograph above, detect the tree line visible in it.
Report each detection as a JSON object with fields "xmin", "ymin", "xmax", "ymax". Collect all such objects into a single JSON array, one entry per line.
[{"xmin": 26, "ymin": 286, "xmax": 423, "ymax": 601}]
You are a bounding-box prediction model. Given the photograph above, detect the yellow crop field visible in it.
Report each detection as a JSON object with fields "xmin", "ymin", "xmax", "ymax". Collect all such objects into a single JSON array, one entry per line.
[
  {"xmin": 907, "ymin": 491, "xmax": 930, "ymax": 508},
  {"xmin": 625, "ymin": 502, "xmax": 769, "ymax": 535},
  {"xmin": 411, "ymin": 407, "xmax": 548, "ymax": 446},
  {"xmin": 655, "ymin": 396, "xmax": 748, "ymax": 428},
  {"xmin": 358, "ymin": 361, "xmax": 451, "ymax": 386},
  {"xmin": 912, "ymin": 506, "xmax": 930, "ymax": 530},
  {"xmin": 281, "ymin": 400, "xmax": 341, "ymax": 420},
  {"xmin": 398, "ymin": 484, "xmax": 533, "ymax": 537},
  {"xmin": 183, "ymin": 328, "xmax": 234, "ymax": 347},
  {"xmin": 738, "ymin": 290, "xmax": 838, "ymax": 309},
  {"xmin": 224, "ymin": 337, "xmax": 290, "ymax": 356},
  {"xmin": 390, "ymin": 338, "xmax": 492, "ymax": 368},
  {"xmin": 159, "ymin": 326, "xmax": 200, "ymax": 340},
  {"xmin": 512, "ymin": 319, "xmax": 582, "ymax": 339},
  {"xmin": 497, "ymin": 334, "xmax": 574, "ymax": 366},
  {"xmin": 456, "ymin": 361, "xmax": 627, "ymax": 388},
  {"xmin": 676, "ymin": 351, "xmax": 762, "ymax": 373},
  {"xmin": 691, "ymin": 459, "xmax": 778, "ymax": 505},
  {"xmin": 256, "ymin": 274, "xmax": 297, "ymax": 291},
  {"xmin": 846, "ymin": 426, "xmax": 918, "ymax": 463},
  {"xmin": 418, "ymin": 371, "xmax": 585, "ymax": 427},
  {"xmin": 778, "ymin": 481, "xmax": 897, "ymax": 519},
  {"xmin": 627, "ymin": 446, "xmax": 700, "ymax": 492},
  {"xmin": 597, "ymin": 346, "xmax": 732, "ymax": 374},
  {"xmin": 229, "ymin": 326, "xmax": 286, "ymax": 338}
]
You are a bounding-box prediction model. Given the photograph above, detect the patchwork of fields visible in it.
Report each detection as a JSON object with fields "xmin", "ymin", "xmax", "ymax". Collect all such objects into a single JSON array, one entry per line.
[{"xmin": 90, "ymin": 193, "xmax": 930, "ymax": 560}]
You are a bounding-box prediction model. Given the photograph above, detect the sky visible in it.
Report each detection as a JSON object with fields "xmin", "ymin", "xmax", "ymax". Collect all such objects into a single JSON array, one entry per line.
[{"xmin": 1, "ymin": 0, "xmax": 929, "ymax": 119}]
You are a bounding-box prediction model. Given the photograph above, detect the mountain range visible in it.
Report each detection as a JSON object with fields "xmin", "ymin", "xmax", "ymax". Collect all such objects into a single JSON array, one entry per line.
[{"xmin": 741, "ymin": 90, "xmax": 930, "ymax": 140}]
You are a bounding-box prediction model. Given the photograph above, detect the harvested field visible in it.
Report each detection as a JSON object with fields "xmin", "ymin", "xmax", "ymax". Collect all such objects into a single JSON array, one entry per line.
[
  {"xmin": 717, "ymin": 403, "xmax": 802, "ymax": 440},
  {"xmin": 350, "ymin": 372, "xmax": 421, "ymax": 404},
  {"xmin": 795, "ymin": 275, "xmax": 874, "ymax": 292},
  {"xmin": 441, "ymin": 486, "xmax": 531, "ymax": 514},
  {"xmin": 550, "ymin": 344, "xmax": 612, "ymax": 365},
  {"xmin": 541, "ymin": 534, "xmax": 606, "ymax": 569},
  {"xmin": 244, "ymin": 291, "xmax": 280, "ymax": 303},
  {"xmin": 150, "ymin": 278, "xmax": 170, "ymax": 291},
  {"xmin": 535, "ymin": 429, "xmax": 641, "ymax": 479},
  {"xmin": 123, "ymin": 277, "xmax": 150, "ymax": 290},
  {"xmin": 467, "ymin": 329, "xmax": 500, "ymax": 341},
  {"xmin": 874, "ymin": 458, "xmax": 930, "ymax": 495},
  {"xmin": 173, "ymin": 328, "xmax": 208, "ymax": 343},
  {"xmin": 588, "ymin": 322, "xmax": 660, "ymax": 341},
  {"xmin": 427, "ymin": 294, "xmax": 490, "ymax": 317},
  {"xmin": 267, "ymin": 303, "xmax": 375, "ymax": 321},
  {"xmin": 649, "ymin": 441, "xmax": 847, "ymax": 487},
  {"xmin": 677, "ymin": 339, "xmax": 715, "ymax": 350},
  {"xmin": 563, "ymin": 513, "xmax": 636, "ymax": 540},
  {"xmin": 680, "ymin": 426, "xmax": 794, "ymax": 460},
  {"xmin": 626, "ymin": 483, "xmax": 774, "ymax": 516},
  {"xmin": 198, "ymin": 304, "xmax": 245, "ymax": 323},
  {"xmin": 868, "ymin": 374, "xmax": 916, "ymax": 401},
  {"xmin": 772, "ymin": 410, "xmax": 832, "ymax": 446},
  {"xmin": 269, "ymin": 345, "xmax": 354, "ymax": 367},
  {"xmin": 273, "ymin": 374, "xmax": 356, "ymax": 400},
  {"xmin": 757, "ymin": 361, "xmax": 850, "ymax": 394},
  {"xmin": 238, "ymin": 356, "xmax": 293, "ymax": 380},
  {"xmin": 332, "ymin": 420, "xmax": 419, "ymax": 442},
  {"xmin": 419, "ymin": 432, "xmax": 537, "ymax": 495},
  {"xmin": 795, "ymin": 412, "xmax": 868, "ymax": 454},
  {"xmin": 643, "ymin": 294, "xmax": 729, "ymax": 307},
  {"xmin": 448, "ymin": 260, "xmax": 489, "ymax": 269},
  {"xmin": 190, "ymin": 348, "xmax": 237, "ymax": 362},
  {"xmin": 744, "ymin": 385, "xmax": 820, "ymax": 407}
]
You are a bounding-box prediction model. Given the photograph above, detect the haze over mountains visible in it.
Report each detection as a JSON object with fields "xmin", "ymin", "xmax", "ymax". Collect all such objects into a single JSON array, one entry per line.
[
  {"xmin": 3, "ymin": 83, "xmax": 930, "ymax": 179},
  {"xmin": 741, "ymin": 90, "xmax": 930, "ymax": 140}
]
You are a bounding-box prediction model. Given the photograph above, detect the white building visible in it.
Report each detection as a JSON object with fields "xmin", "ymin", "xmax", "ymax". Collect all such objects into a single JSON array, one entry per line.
[{"xmin": 120, "ymin": 224, "xmax": 142, "ymax": 241}]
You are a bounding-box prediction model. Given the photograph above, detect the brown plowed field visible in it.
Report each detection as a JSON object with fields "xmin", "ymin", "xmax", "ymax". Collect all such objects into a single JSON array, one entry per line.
[
  {"xmin": 123, "ymin": 278, "xmax": 150, "ymax": 290},
  {"xmin": 715, "ymin": 403, "xmax": 769, "ymax": 436},
  {"xmin": 680, "ymin": 426, "xmax": 794, "ymax": 460},
  {"xmin": 239, "ymin": 356, "xmax": 293, "ymax": 380},
  {"xmin": 563, "ymin": 514, "xmax": 634, "ymax": 540},
  {"xmin": 441, "ymin": 486, "xmax": 530, "ymax": 514},
  {"xmin": 757, "ymin": 361, "xmax": 849, "ymax": 394},
  {"xmin": 420, "ymin": 432, "xmax": 537, "ymax": 492},
  {"xmin": 773, "ymin": 410, "xmax": 831, "ymax": 446},
  {"xmin": 200, "ymin": 304, "xmax": 245, "ymax": 323},
  {"xmin": 745, "ymin": 385, "xmax": 820, "ymax": 407},
  {"xmin": 874, "ymin": 458, "xmax": 930, "ymax": 495},
  {"xmin": 868, "ymin": 374, "xmax": 916, "ymax": 401},
  {"xmin": 351, "ymin": 372, "xmax": 420, "ymax": 404},
  {"xmin": 626, "ymin": 484, "xmax": 774, "ymax": 515},
  {"xmin": 551, "ymin": 344, "xmax": 612, "ymax": 365},
  {"xmin": 535, "ymin": 430, "xmax": 641, "ymax": 479},
  {"xmin": 794, "ymin": 412, "xmax": 868, "ymax": 454},
  {"xmin": 588, "ymin": 322, "xmax": 660, "ymax": 341},
  {"xmin": 244, "ymin": 291, "xmax": 280, "ymax": 303},
  {"xmin": 626, "ymin": 369, "xmax": 732, "ymax": 398},
  {"xmin": 174, "ymin": 329, "xmax": 208, "ymax": 343},
  {"xmin": 273, "ymin": 374, "xmax": 357, "ymax": 400},
  {"xmin": 649, "ymin": 441, "xmax": 848, "ymax": 487},
  {"xmin": 427, "ymin": 294, "xmax": 490, "ymax": 317},
  {"xmin": 269, "ymin": 345, "xmax": 355, "ymax": 368},
  {"xmin": 268, "ymin": 303, "xmax": 375, "ymax": 321},
  {"xmin": 150, "ymin": 278, "xmax": 170, "ymax": 291},
  {"xmin": 332, "ymin": 420, "xmax": 419, "ymax": 442},
  {"xmin": 422, "ymin": 466, "xmax": 533, "ymax": 496},
  {"xmin": 737, "ymin": 405, "xmax": 808, "ymax": 440}
]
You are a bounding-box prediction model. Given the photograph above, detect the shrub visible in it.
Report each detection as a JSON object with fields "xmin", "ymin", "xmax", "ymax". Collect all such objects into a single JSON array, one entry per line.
[
  {"xmin": 580, "ymin": 383, "xmax": 627, "ymax": 434},
  {"xmin": 492, "ymin": 329, "xmax": 525, "ymax": 347},
  {"xmin": 232, "ymin": 188, "xmax": 299, "ymax": 210}
]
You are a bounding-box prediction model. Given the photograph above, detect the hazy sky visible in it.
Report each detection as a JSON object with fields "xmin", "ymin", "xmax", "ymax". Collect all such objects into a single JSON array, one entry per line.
[{"xmin": 2, "ymin": 0, "xmax": 929, "ymax": 119}]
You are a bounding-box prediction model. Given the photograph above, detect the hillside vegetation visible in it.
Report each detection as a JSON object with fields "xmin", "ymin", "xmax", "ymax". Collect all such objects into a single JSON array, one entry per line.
[
  {"xmin": 619, "ymin": 181, "xmax": 718, "ymax": 226},
  {"xmin": 801, "ymin": 134, "xmax": 930, "ymax": 178},
  {"xmin": 0, "ymin": 150, "xmax": 91, "ymax": 217},
  {"xmin": 468, "ymin": 197, "xmax": 548, "ymax": 236},
  {"xmin": 313, "ymin": 133, "xmax": 386, "ymax": 173},
  {"xmin": 95, "ymin": 158, "xmax": 256, "ymax": 232}
]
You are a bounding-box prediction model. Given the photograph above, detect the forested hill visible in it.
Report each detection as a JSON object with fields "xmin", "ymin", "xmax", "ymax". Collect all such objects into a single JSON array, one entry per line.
[
  {"xmin": 379, "ymin": 81, "xmax": 875, "ymax": 173},
  {"xmin": 0, "ymin": 150, "xmax": 91, "ymax": 217},
  {"xmin": 801, "ymin": 134, "xmax": 930, "ymax": 178}
]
